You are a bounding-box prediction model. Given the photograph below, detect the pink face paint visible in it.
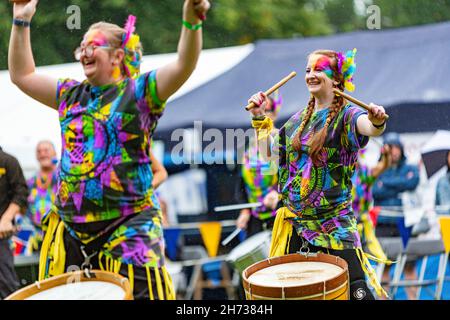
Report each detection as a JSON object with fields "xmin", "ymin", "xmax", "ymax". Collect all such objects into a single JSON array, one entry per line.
[
  {"xmin": 310, "ymin": 55, "xmax": 334, "ymax": 80},
  {"xmin": 82, "ymin": 29, "xmax": 109, "ymax": 47}
]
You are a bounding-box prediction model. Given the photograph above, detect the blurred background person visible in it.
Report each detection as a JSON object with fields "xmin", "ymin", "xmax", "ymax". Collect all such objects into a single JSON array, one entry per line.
[
  {"xmin": 372, "ymin": 132, "xmax": 420, "ymax": 237},
  {"xmin": 0, "ymin": 146, "xmax": 28, "ymax": 299},
  {"xmin": 150, "ymin": 151, "xmax": 170, "ymax": 227},
  {"xmin": 352, "ymin": 145, "xmax": 391, "ymax": 259},
  {"xmin": 435, "ymin": 151, "xmax": 450, "ymax": 215},
  {"xmin": 25, "ymin": 140, "xmax": 58, "ymax": 253}
]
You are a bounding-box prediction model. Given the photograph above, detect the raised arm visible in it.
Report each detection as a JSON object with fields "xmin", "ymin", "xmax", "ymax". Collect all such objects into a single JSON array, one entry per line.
[
  {"xmin": 8, "ymin": 0, "xmax": 58, "ymax": 110},
  {"xmin": 155, "ymin": 0, "xmax": 210, "ymax": 102},
  {"xmin": 247, "ymin": 92, "xmax": 276, "ymax": 162},
  {"xmin": 370, "ymin": 145, "xmax": 391, "ymax": 179}
]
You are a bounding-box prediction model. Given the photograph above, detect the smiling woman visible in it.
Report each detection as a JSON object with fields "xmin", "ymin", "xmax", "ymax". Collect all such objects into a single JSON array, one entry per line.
[
  {"xmin": 246, "ymin": 48, "xmax": 390, "ymax": 300},
  {"xmin": 8, "ymin": 0, "xmax": 211, "ymax": 300}
]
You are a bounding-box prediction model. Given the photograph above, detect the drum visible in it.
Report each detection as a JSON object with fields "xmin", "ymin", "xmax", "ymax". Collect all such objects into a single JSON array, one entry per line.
[
  {"xmin": 5, "ymin": 270, "xmax": 133, "ymax": 300},
  {"xmin": 243, "ymin": 253, "xmax": 349, "ymax": 300},
  {"xmin": 226, "ymin": 231, "xmax": 271, "ymax": 276}
]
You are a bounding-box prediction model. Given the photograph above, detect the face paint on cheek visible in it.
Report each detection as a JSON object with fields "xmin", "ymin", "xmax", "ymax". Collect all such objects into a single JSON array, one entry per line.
[{"xmin": 312, "ymin": 56, "xmax": 334, "ymax": 80}]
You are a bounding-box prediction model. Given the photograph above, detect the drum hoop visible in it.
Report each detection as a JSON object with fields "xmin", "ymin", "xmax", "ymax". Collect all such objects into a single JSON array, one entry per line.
[
  {"xmin": 5, "ymin": 270, "xmax": 133, "ymax": 300},
  {"xmin": 245, "ymin": 280, "xmax": 349, "ymax": 300},
  {"xmin": 242, "ymin": 253, "xmax": 349, "ymax": 298},
  {"xmin": 227, "ymin": 235, "xmax": 271, "ymax": 262},
  {"xmin": 228, "ymin": 245, "xmax": 268, "ymax": 262}
]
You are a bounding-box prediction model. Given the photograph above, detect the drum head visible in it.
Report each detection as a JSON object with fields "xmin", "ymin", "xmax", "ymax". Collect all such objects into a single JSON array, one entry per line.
[
  {"xmin": 243, "ymin": 253, "xmax": 349, "ymax": 300},
  {"xmin": 5, "ymin": 270, "xmax": 133, "ymax": 300},
  {"xmin": 26, "ymin": 281, "xmax": 126, "ymax": 300},
  {"xmin": 248, "ymin": 261, "xmax": 343, "ymax": 287}
]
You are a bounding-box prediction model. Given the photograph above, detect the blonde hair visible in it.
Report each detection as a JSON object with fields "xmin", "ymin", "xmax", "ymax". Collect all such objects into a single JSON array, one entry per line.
[{"xmin": 292, "ymin": 50, "xmax": 346, "ymax": 165}]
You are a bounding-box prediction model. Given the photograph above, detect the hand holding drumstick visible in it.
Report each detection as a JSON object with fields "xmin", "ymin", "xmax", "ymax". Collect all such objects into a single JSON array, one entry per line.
[
  {"xmin": 245, "ymin": 71, "xmax": 297, "ymax": 114},
  {"xmin": 333, "ymin": 89, "xmax": 389, "ymax": 126}
]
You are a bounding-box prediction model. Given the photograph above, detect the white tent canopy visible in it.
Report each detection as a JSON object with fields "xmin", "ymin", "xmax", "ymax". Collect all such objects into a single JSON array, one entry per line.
[{"xmin": 0, "ymin": 44, "xmax": 254, "ymax": 176}]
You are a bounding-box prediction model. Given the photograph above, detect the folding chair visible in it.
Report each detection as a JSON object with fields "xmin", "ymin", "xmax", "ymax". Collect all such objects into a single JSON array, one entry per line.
[
  {"xmin": 181, "ymin": 246, "xmax": 236, "ymax": 300},
  {"xmin": 376, "ymin": 237, "xmax": 403, "ymax": 288},
  {"xmin": 388, "ymin": 238, "xmax": 446, "ymax": 299}
]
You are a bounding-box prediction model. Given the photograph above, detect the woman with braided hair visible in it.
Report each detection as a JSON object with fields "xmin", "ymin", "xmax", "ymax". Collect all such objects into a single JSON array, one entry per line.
[
  {"xmin": 248, "ymin": 49, "xmax": 388, "ymax": 300},
  {"xmin": 9, "ymin": 0, "xmax": 210, "ymax": 299}
]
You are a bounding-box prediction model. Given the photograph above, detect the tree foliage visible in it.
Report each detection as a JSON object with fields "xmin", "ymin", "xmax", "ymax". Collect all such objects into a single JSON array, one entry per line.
[
  {"xmin": 1, "ymin": 0, "xmax": 449, "ymax": 70},
  {"xmin": 372, "ymin": 0, "xmax": 450, "ymax": 28}
]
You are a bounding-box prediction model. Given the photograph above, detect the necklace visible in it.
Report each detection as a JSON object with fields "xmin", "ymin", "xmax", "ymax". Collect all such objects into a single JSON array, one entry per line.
[{"xmin": 36, "ymin": 172, "xmax": 53, "ymax": 190}]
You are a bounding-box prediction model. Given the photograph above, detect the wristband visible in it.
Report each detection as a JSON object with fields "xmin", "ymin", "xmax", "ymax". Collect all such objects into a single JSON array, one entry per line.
[
  {"xmin": 372, "ymin": 121, "xmax": 386, "ymax": 129},
  {"xmin": 13, "ymin": 18, "xmax": 31, "ymax": 27},
  {"xmin": 252, "ymin": 115, "xmax": 266, "ymax": 121},
  {"xmin": 182, "ymin": 20, "xmax": 202, "ymax": 31}
]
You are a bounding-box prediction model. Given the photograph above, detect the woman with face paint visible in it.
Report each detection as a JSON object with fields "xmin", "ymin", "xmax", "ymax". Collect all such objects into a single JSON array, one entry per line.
[
  {"xmin": 9, "ymin": 0, "xmax": 210, "ymax": 300},
  {"xmin": 247, "ymin": 49, "xmax": 389, "ymax": 300}
]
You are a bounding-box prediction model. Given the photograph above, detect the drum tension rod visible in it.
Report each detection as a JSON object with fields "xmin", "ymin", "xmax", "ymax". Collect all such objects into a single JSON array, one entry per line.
[
  {"xmin": 80, "ymin": 245, "xmax": 97, "ymax": 278},
  {"xmin": 298, "ymin": 238, "xmax": 311, "ymax": 258}
]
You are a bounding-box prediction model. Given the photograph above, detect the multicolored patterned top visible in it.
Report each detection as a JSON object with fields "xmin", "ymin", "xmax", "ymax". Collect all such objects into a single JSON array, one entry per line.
[
  {"xmin": 241, "ymin": 138, "xmax": 278, "ymax": 220},
  {"xmin": 274, "ymin": 104, "xmax": 369, "ymax": 250},
  {"xmin": 27, "ymin": 171, "xmax": 58, "ymax": 228},
  {"xmin": 351, "ymin": 163, "xmax": 375, "ymax": 218},
  {"xmin": 53, "ymin": 70, "xmax": 165, "ymax": 224}
]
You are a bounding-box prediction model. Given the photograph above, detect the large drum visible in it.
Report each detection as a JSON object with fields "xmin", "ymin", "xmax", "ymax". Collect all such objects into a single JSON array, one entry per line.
[
  {"xmin": 226, "ymin": 231, "xmax": 271, "ymax": 276},
  {"xmin": 5, "ymin": 270, "xmax": 133, "ymax": 300},
  {"xmin": 243, "ymin": 253, "xmax": 349, "ymax": 300}
]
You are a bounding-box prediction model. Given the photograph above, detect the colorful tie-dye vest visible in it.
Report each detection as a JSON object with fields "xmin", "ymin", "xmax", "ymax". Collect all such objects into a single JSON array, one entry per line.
[
  {"xmin": 53, "ymin": 70, "xmax": 165, "ymax": 223},
  {"xmin": 276, "ymin": 104, "xmax": 369, "ymax": 250}
]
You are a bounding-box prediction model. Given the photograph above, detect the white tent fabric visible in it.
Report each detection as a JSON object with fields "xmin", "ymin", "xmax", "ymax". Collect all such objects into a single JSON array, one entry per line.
[{"xmin": 0, "ymin": 44, "xmax": 254, "ymax": 176}]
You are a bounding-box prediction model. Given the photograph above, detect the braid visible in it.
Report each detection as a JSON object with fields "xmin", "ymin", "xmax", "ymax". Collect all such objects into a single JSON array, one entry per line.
[
  {"xmin": 309, "ymin": 89, "xmax": 346, "ymax": 165},
  {"xmin": 292, "ymin": 96, "xmax": 315, "ymax": 154},
  {"xmin": 293, "ymin": 50, "xmax": 348, "ymax": 166}
]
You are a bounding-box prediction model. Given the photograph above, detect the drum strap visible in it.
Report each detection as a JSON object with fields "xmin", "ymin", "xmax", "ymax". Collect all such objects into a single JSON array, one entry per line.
[
  {"xmin": 80, "ymin": 246, "xmax": 98, "ymax": 278},
  {"xmin": 98, "ymin": 252, "xmax": 176, "ymax": 300},
  {"xmin": 39, "ymin": 211, "xmax": 66, "ymax": 281},
  {"xmin": 360, "ymin": 213, "xmax": 389, "ymax": 261},
  {"xmin": 356, "ymin": 248, "xmax": 389, "ymax": 298}
]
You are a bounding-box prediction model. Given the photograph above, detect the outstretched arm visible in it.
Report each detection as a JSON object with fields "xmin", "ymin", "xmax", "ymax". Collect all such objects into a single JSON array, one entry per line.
[
  {"xmin": 356, "ymin": 103, "xmax": 387, "ymax": 137},
  {"xmin": 8, "ymin": 0, "xmax": 58, "ymax": 110},
  {"xmin": 155, "ymin": 0, "xmax": 210, "ymax": 102}
]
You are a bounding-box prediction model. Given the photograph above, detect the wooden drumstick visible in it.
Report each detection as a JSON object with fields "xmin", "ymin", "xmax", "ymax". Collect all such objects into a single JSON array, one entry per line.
[
  {"xmin": 245, "ymin": 71, "xmax": 297, "ymax": 111},
  {"xmin": 221, "ymin": 228, "xmax": 242, "ymax": 246},
  {"xmin": 333, "ymin": 88, "xmax": 389, "ymax": 120}
]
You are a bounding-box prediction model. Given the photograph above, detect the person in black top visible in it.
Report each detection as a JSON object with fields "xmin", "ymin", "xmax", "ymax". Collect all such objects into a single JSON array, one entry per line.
[{"xmin": 0, "ymin": 146, "xmax": 28, "ymax": 299}]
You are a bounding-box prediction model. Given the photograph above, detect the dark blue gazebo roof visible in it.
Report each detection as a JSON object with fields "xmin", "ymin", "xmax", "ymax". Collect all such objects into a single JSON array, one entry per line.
[{"xmin": 157, "ymin": 22, "xmax": 450, "ymax": 136}]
